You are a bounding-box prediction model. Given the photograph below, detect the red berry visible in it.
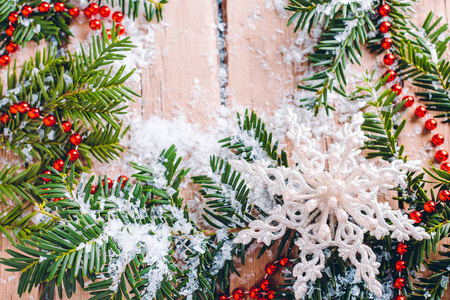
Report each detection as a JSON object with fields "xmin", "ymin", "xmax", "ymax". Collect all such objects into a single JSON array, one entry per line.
[
  {"xmin": 436, "ymin": 150, "xmax": 449, "ymax": 162},
  {"xmin": 232, "ymin": 288, "xmax": 245, "ymax": 300},
  {"xmin": 391, "ymin": 84, "xmax": 402, "ymax": 94},
  {"xmin": 432, "ymin": 134, "xmax": 445, "ymax": 146},
  {"xmin": 0, "ymin": 55, "xmax": 11, "ymax": 66},
  {"xmin": 104, "ymin": 29, "xmax": 112, "ymax": 39},
  {"xmin": 380, "ymin": 21, "xmax": 392, "ymax": 33},
  {"xmin": 384, "ymin": 70, "xmax": 396, "ymax": 82},
  {"xmin": 402, "ymin": 96, "xmax": 414, "ymax": 107},
  {"xmin": 5, "ymin": 26, "xmax": 15, "ymax": 37},
  {"xmin": 42, "ymin": 170, "xmax": 52, "ymax": 182},
  {"xmin": 424, "ymin": 201, "xmax": 437, "ymax": 213},
  {"xmin": 88, "ymin": 3, "xmax": 100, "ymax": 14},
  {"xmin": 379, "ymin": 4, "xmax": 391, "ymax": 16},
  {"xmin": 70, "ymin": 133, "xmax": 82, "ymax": 145},
  {"xmin": 112, "ymin": 11, "xmax": 124, "ymax": 22},
  {"xmin": 43, "ymin": 115, "xmax": 56, "ymax": 127},
  {"xmin": 17, "ymin": 102, "xmax": 30, "ymax": 113},
  {"xmin": 278, "ymin": 256, "xmax": 290, "ymax": 267},
  {"xmin": 54, "ymin": 2, "xmax": 65, "ymax": 12},
  {"xmin": 53, "ymin": 159, "xmax": 65, "ymax": 171},
  {"xmin": 27, "ymin": 108, "xmax": 40, "ymax": 119},
  {"xmin": 259, "ymin": 279, "xmax": 270, "ymax": 291},
  {"xmin": 54, "ymin": 197, "xmax": 65, "ymax": 201},
  {"xmin": 397, "ymin": 243, "xmax": 408, "ymax": 255},
  {"xmin": 267, "ymin": 290, "xmax": 275, "ymax": 300},
  {"xmin": 61, "ymin": 121, "xmax": 72, "ymax": 132},
  {"xmin": 69, "ymin": 7, "xmax": 80, "ymax": 17},
  {"xmin": 395, "ymin": 260, "xmax": 407, "ymax": 272},
  {"xmin": 68, "ymin": 149, "xmax": 80, "ymax": 161},
  {"xmin": 410, "ymin": 211, "xmax": 422, "ymax": 223},
  {"xmin": 99, "ymin": 6, "xmax": 111, "ymax": 17},
  {"xmin": 218, "ymin": 296, "xmax": 228, "ymax": 300},
  {"xmin": 394, "ymin": 278, "xmax": 406, "ymax": 289},
  {"xmin": 396, "ymin": 296, "xmax": 407, "ymax": 300},
  {"xmin": 265, "ymin": 263, "xmax": 278, "ymax": 276},
  {"xmin": 425, "ymin": 119, "xmax": 437, "ymax": 131},
  {"xmin": 89, "ymin": 19, "xmax": 101, "ymax": 30},
  {"xmin": 6, "ymin": 42, "xmax": 18, "ymax": 53},
  {"xmin": 10, "ymin": 104, "xmax": 18, "ymax": 114},
  {"xmin": 383, "ymin": 53, "xmax": 395, "ymax": 66},
  {"xmin": 438, "ymin": 190, "xmax": 450, "ymax": 202},
  {"xmin": 21, "ymin": 5, "xmax": 34, "ymax": 17},
  {"xmin": 90, "ymin": 185, "xmax": 98, "ymax": 194},
  {"xmin": 249, "ymin": 286, "xmax": 261, "ymax": 298},
  {"xmin": 0, "ymin": 113, "xmax": 10, "ymax": 124},
  {"xmin": 103, "ymin": 178, "xmax": 113, "ymax": 189},
  {"xmin": 116, "ymin": 23, "xmax": 125, "ymax": 35},
  {"xmin": 117, "ymin": 175, "xmax": 128, "ymax": 187},
  {"xmin": 441, "ymin": 162, "xmax": 450, "ymax": 172},
  {"xmin": 38, "ymin": 2, "xmax": 51, "ymax": 13},
  {"xmin": 83, "ymin": 8, "xmax": 92, "ymax": 17},
  {"xmin": 9, "ymin": 12, "xmax": 18, "ymax": 23},
  {"xmin": 415, "ymin": 106, "xmax": 427, "ymax": 118},
  {"xmin": 381, "ymin": 37, "xmax": 393, "ymax": 50}
]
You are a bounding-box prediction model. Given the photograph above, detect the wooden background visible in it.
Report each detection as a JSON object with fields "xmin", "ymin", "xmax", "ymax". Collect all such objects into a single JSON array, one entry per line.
[{"xmin": 1, "ymin": 0, "xmax": 450, "ymax": 299}]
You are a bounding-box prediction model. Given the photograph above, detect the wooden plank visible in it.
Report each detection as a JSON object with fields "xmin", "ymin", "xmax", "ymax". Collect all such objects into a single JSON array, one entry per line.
[
  {"xmin": 141, "ymin": 0, "xmax": 221, "ymax": 123},
  {"xmin": 225, "ymin": 0, "xmax": 299, "ymax": 110}
]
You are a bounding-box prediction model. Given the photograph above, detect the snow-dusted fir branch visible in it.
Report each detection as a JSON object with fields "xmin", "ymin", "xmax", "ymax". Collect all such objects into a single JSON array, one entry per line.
[{"xmin": 231, "ymin": 110, "xmax": 429, "ymax": 299}]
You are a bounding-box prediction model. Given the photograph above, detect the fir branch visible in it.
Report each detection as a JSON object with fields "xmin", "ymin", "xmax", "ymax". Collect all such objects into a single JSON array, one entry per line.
[
  {"xmin": 286, "ymin": 0, "xmax": 415, "ymax": 114},
  {"xmin": 352, "ymin": 71, "xmax": 407, "ymax": 161}
]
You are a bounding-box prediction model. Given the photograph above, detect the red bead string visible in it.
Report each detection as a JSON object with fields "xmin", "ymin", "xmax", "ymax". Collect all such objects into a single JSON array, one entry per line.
[
  {"xmin": 1, "ymin": 2, "xmax": 80, "ymax": 66},
  {"xmin": 0, "ymin": 101, "xmax": 128, "ymax": 199},
  {"xmin": 83, "ymin": 2, "xmax": 126, "ymax": 38},
  {"xmin": 394, "ymin": 243, "xmax": 407, "ymax": 300},
  {"xmin": 219, "ymin": 257, "xmax": 290, "ymax": 300}
]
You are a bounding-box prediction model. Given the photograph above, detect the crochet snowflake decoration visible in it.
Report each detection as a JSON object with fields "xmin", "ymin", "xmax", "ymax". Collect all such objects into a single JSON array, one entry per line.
[{"xmin": 231, "ymin": 110, "xmax": 429, "ymax": 299}]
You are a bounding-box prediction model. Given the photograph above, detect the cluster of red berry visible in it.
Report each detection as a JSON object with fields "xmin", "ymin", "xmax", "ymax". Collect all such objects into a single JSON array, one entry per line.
[
  {"xmin": 0, "ymin": 102, "xmax": 81, "ymax": 186},
  {"xmin": 391, "ymin": 242, "xmax": 408, "ymax": 300},
  {"xmin": 1, "ymin": 2, "xmax": 80, "ymax": 66},
  {"xmin": 83, "ymin": 2, "xmax": 125, "ymax": 38},
  {"xmin": 218, "ymin": 257, "xmax": 290, "ymax": 300}
]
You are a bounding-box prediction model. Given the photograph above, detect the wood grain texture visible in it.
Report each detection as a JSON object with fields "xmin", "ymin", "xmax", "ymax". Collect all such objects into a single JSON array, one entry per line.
[{"xmin": 1, "ymin": 0, "xmax": 450, "ymax": 299}]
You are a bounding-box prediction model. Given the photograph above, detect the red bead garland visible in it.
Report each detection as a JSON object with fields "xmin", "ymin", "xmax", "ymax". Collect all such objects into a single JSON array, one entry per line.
[
  {"xmin": 383, "ymin": 53, "xmax": 396, "ymax": 66},
  {"xmin": 21, "ymin": 5, "xmax": 34, "ymax": 18},
  {"xmin": 89, "ymin": 19, "xmax": 102, "ymax": 30},
  {"xmin": 379, "ymin": 4, "xmax": 391, "ymax": 16},
  {"xmin": 0, "ymin": 55, "xmax": 11, "ymax": 66},
  {"xmin": 68, "ymin": 149, "xmax": 80, "ymax": 161},
  {"xmin": 53, "ymin": 159, "xmax": 65, "ymax": 171},
  {"xmin": 9, "ymin": 12, "xmax": 18, "ymax": 23},
  {"xmin": 395, "ymin": 260, "xmax": 406, "ymax": 272},
  {"xmin": 381, "ymin": 37, "xmax": 393, "ymax": 49},
  {"xmin": 232, "ymin": 288, "xmax": 245, "ymax": 300},
  {"xmin": 415, "ymin": 106, "xmax": 427, "ymax": 118},
  {"xmin": 394, "ymin": 278, "xmax": 406, "ymax": 289},
  {"xmin": 27, "ymin": 108, "xmax": 40, "ymax": 119},
  {"xmin": 410, "ymin": 211, "xmax": 422, "ymax": 223},
  {"xmin": 432, "ymin": 134, "xmax": 445, "ymax": 146},
  {"xmin": 397, "ymin": 243, "xmax": 407, "ymax": 255},
  {"xmin": 0, "ymin": 113, "xmax": 10, "ymax": 123},
  {"xmin": 38, "ymin": 2, "xmax": 51, "ymax": 13},
  {"xmin": 438, "ymin": 190, "xmax": 450, "ymax": 202},
  {"xmin": 436, "ymin": 150, "xmax": 449, "ymax": 162},
  {"xmin": 112, "ymin": 11, "xmax": 124, "ymax": 22},
  {"xmin": 265, "ymin": 263, "xmax": 278, "ymax": 276},
  {"xmin": 384, "ymin": 70, "xmax": 396, "ymax": 82},
  {"xmin": 441, "ymin": 162, "xmax": 450, "ymax": 172},
  {"xmin": 379, "ymin": 21, "xmax": 392, "ymax": 33},
  {"xmin": 249, "ymin": 287, "xmax": 261, "ymax": 299},
  {"xmin": 61, "ymin": 121, "xmax": 72, "ymax": 132},
  {"xmin": 425, "ymin": 118, "xmax": 437, "ymax": 130},
  {"xmin": 402, "ymin": 96, "xmax": 414, "ymax": 107},
  {"xmin": 70, "ymin": 133, "xmax": 82, "ymax": 145},
  {"xmin": 54, "ymin": 2, "xmax": 65, "ymax": 12},
  {"xmin": 43, "ymin": 115, "xmax": 56, "ymax": 127},
  {"xmin": 99, "ymin": 6, "xmax": 111, "ymax": 17},
  {"xmin": 424, "ymin": 201, "xmax": 437, "ymax": 213},
  {"xmin": 391, "ymin": 84, "xmax": 402, "ymax": 94},
  {"xmin": 18, "ymin": 102, "xmax": 30, "ymax": 113},
  {"xmin": 69, "ymin": 7, "xmax": 80, "ymax": 17}
]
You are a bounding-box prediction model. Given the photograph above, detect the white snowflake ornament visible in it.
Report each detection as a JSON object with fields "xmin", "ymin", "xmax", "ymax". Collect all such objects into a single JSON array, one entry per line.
[{"xmin": 231, "ymin": 110, "xmax": 429, "ymax": 299}]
